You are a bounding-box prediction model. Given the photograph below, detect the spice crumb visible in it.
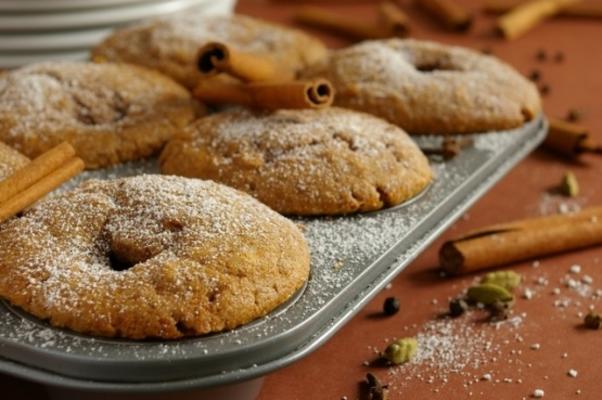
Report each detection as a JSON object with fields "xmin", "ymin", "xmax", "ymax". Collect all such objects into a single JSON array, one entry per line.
[
  {"xmin": 567, "ymin": 369, "xmax": 578, "ymax": 378},
  {"xmin": 482, "ymin": 373, "xmax": 492, "ymax": 381},
  {"xmin": 569, "ymin": 265, "xmax": 582, "ymax": 274},
  {"xmin": 576, "ymin": 389, "xmax": 582, "ymax": 395},
  {"xmin": 533, "ymin": 388, "xmax": 545, "ymax": 398},
  {"xmin": 552, "ymin": 288, "xmax": 561, "ymax": 295},
  {"xmin": 582, "ymin": 275, "xmax": 593, "ymax": 285},
  {"xmin": 523, "ymin": 288, "xmax": 534, "ymax": 300},
  {"xmin": 562, "ymin": 353, "xmax": 568, "ymax": 358},
  {"xmin": 530, "ymin": 343, "xmax": 540, "ymax": 350}
]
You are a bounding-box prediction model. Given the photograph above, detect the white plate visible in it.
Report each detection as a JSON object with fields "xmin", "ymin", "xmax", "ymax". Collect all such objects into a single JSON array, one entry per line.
[
  {"xmin": 0, "ymin": 0, "xmax": 152, "ymax": 12},
  {"xmin": 0, "ymin": 0, "xmax": 236, "ymax": 68},
  {"xmin": 0, "ymin": 0, "xmax": 225, "ymax": 32},
  {"xmin": 0, "ymin": 28, "xmax": 113, "ymax": 51},
  {"xmin": 0, "ymin": 50, "xmax": 89, "ymax": 68}
]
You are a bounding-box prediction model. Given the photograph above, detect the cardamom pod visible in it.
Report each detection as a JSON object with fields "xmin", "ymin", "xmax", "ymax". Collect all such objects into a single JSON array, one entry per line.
[
  {"xmin": 466, "ymin": 283, "xmax": 514, "ymax": 305},
  {"xmin": 481, "ymin": 270, "xmax": 522, "ymax": 291},
  {"xmin": 384, "ymin": 337, "xmax": 417, "ymax": 365},
  {"xmin": 560, "ymin": 171, "xmax": 579, "ymax": 197}
]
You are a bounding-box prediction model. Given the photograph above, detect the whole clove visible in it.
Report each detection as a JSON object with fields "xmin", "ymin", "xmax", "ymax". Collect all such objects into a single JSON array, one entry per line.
[
  {"xmin": 449, "ymin": 298, "xmax": 469, "ymax": 317},
  {"xmin": 383, "ymin": 297, "xmax": 400, "ymax": 316},
  {"xmin": 365, "ymin": 373, "xmax": 389, "ymax": 400}
]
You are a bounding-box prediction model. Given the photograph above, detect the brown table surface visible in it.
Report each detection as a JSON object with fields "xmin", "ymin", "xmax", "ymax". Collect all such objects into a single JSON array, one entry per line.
[{"xmin": 2, "ymin": 0, "xmax": 602, "ymax": 399}]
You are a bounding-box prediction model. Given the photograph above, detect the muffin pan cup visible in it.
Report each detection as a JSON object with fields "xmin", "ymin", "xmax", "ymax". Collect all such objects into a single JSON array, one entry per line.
[{"xmin": 0, "ymin": 116, "xmax": 547, "ymax": 396}]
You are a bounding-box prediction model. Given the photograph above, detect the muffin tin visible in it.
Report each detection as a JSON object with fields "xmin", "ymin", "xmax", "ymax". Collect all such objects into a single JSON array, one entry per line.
[{"xmin": 0, "ymin": 116, "xmax": 547, "ymax": 397}]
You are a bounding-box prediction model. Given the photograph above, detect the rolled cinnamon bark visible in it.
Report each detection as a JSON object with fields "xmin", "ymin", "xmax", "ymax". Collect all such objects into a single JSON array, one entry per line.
[
  {"xmin": 0, "ymin": 157, "xmax": 84, "ymax": 224},
  {"xmin": 415, "ymin": 0, "xmax": 473, "ymax": 31},
  {"xmin": 379, "ymin": 1, "xmax": 411, "ymax": 37},
  {"xmin": 193, "ymin": 79, "xmax": 335, "ymax": 110},
  {"xmin": 0, "ymin": 142, "xmax": 76, "ymax": 204},
  {"xmin": 440, "ymin": 207, "xmax": 602, "ymax": 274},
  {"xmin": 544, "ymin": 118, "xmax": 602, "ymax": 157},
  {"xmin": 294, "ymin": 6, "xmax": 393, "ymax": 40},
  {"xmin": 496, "ymin": 0, "xmax": 581, "ymax": 40},
  {"xmin": 485, "ymin": 0, "xmax": 602, "ymax": 18},
  {"xmin": 196, "ymin": 42, "xmax": 293, "ymax": 82}
]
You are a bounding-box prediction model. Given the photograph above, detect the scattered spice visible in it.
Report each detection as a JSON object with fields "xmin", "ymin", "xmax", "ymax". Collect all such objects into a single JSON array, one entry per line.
[
  {"xmin": 365, "ymin": 373, "xmax": 389, "ymax": 400},
  {"xmin": 489, "ymin": 300, "xmax": 512, "ymax": 321},
  {"xmin": 536, "ymin": 49, "xmax": 547, "ymax": 61},
  {"xmin": 522, "ymin": 288, "xmax": 534, "ymax": 300},
  {"xmin": 554, "ymin": 51, "xmax": 565, "ymax": 63},
  {"xmin": 528, "ymin": 69, "xmax": 541, "ymax": 82},
  {"xmin": 422, "ymin": 137, "xmax": 473, "ymax": 160},
  {"xmin": 533, "ymin": 388, "xmax": 545, "ymax": 398},
  {"xmin": 384, "ymin": 337, "xmax": 418, "ymax": 365},
  {"xmin": 383, "ymin": 297, "xmax": 400, "ymax": 316},
  {"xmin": 539, "ymin": 84, "xmax": 551, "ymax": 96},
  {"xmin": 565, "ymin": 109, "xmax": 582, "ymax": 122},
  {"xmin": 560, "ymin": 171, "xmax": 579, "ymax": 197},
  {"xmin": 481, "ymin": 270, "xmax": 522, "ymax": 291},
  {"xmin": 449, "ymin": 298, "xmax": 469, "ymax": 317},
  {"xmin": 584, "ymin": 312, "xmax": 602, "ymax": 329},
  {"xmin": 466, "ymin": 283, "xmax": 514, "ymax": 306}
]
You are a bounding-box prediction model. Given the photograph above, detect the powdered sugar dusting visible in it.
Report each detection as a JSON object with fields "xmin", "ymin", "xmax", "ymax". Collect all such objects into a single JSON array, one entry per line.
[{"xmin": 0, "ymin": 119, "xmax": 542, "ymax": 383}]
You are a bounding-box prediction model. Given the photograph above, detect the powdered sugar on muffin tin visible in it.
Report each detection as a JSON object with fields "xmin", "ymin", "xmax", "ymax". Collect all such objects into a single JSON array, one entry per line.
[{"xmin": 0, "ymin": 116, "xmax": 545, "ymax": 387}]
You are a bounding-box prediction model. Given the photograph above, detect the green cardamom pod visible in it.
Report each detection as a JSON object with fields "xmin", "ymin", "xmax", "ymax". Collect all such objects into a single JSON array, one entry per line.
[
  {"xmin": 560, "ymin": 171, "xmax": 579, "ymax": 197},
  {"xmin": 467, "ymin": 283, "xmax": 514, "ymax": 305},
  {"xmin": 384, "ymin": 337, "xmax": 417, "ymax": 365},
  {"xmin": 481, "ymin": 270, "xmax": 522, "ymax": 291}
]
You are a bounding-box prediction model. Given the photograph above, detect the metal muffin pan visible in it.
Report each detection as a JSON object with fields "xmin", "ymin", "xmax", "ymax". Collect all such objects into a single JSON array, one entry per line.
[{"xmin": 0, "ymin": 116, "xmax": 547, "ymax": 394}]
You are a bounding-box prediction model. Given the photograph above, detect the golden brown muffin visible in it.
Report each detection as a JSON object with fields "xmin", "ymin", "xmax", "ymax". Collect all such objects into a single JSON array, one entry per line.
[
  {"xmin": 160, "ymin": 108, "xmax": 432, "ymax": 216},
  {"xmin": 0, "ymin": 175, "xmax": 309, "ymax": 339},
  {"xmin": 92, "ymin": 13, "xmax": 329, "ymax": 89},
  {"xmin": 0, "ymin": 142, "xmax": 29, "ymax": 181},
  {"xmin": 302, "ymin": 39, "xmax": 542, "ymax": 135},
  {"xmin": 0, "ymin": 62, "xmax": 199, "ymax": 169}
]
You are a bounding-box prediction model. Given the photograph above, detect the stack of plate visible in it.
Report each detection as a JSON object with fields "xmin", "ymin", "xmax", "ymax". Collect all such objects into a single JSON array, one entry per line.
[{"xmin": 0, "ymin": 0, "xmax": 237, "ymax": 68}]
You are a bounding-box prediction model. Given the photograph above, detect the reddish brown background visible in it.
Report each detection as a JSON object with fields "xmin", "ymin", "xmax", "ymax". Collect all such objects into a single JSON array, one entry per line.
[{"xmin": 2, "ymin": 0, "xmax": 602, "ymax": 399}]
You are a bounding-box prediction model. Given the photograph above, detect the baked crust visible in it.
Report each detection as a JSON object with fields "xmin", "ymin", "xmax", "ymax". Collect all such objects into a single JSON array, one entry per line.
[
  {"xmin": 0, "ymin": 62, "xmax": 199, "ymax": 169},
  {"xmin": 0, "ymin": 175, "xmax": 310, "ymax": 339},
  {"xmin": 92, "ymin": 13, "xmax": 329, "ymax": 89},
  {"xmin": 302, "ymin": 39, "xmax": 542, "ymax": 135},
  {"xmin": 0, "ymin": 142, "xmax": 29, "ymax": 181},
  {"xmin": 160, "ymin": 107, "xmax": 433, "ymax": 215}
]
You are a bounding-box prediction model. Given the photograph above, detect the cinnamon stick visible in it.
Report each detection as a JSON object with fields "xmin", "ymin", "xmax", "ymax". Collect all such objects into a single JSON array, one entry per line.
[
  {"xmin": 379, "ymin": 1, "xmax": 411, "ymax": 37},
  {"xmin": 0, "ymin": 142, "xmax": 75, "ymax": 204},
  {"xmin": 496, "ymin": 0, "xmax": 581, "ymax": 40},
  {"xmin": 485, "ymin": 0, "xmax": 602, "ymax": 18},
  {"xmin": 543, "ymin": 118, "xmax": 602, "ymax": 157},
  {"xmin": 0, "ymin": 157, "xmax": 84, "ymax": 224},
  {"xmin": 294, "ymin": 6, "xmax": 393, "ymax": 40},
  {"xmin": 196, "ymin": 42, "xmax": 294, "ymax": 82},
  {"xmin": 193, "ymin": 79, "xmax": 335, "ymax": 110},
  {"xmin": 440, "ymin": 207, "xmax": 602, "ymax": 274},
  {"xmin": 415, "ymin": 0, "xmax": 473, "ymax": 31}
]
